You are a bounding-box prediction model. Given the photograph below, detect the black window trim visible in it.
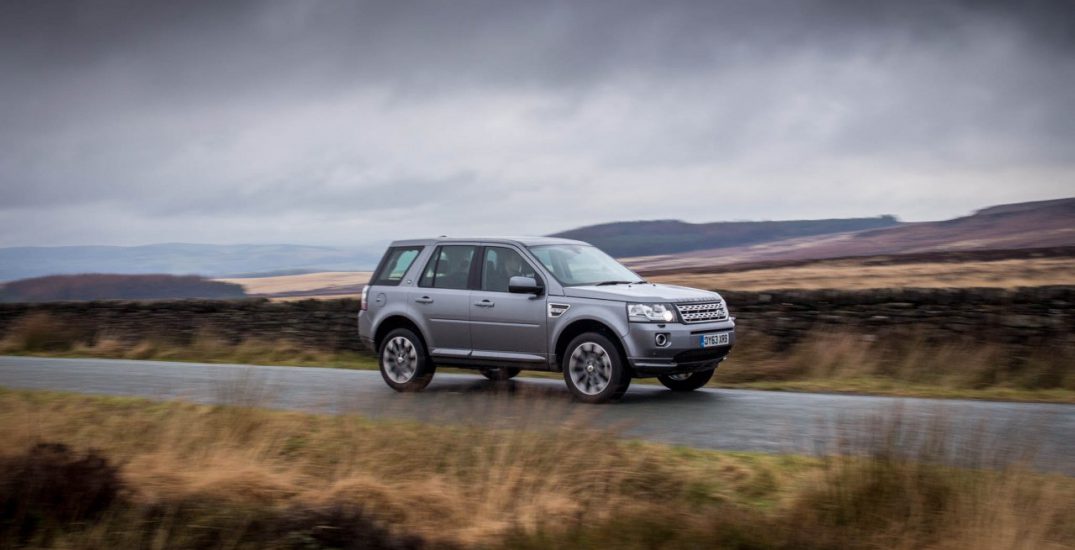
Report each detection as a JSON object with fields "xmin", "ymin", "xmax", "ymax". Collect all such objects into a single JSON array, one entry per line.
[
  {"xmin": 417, "ymin": 246, "xmax": 438, "ymax": 288},
  {"xmin": 477, "ymin": 244, "xmax": 545, "ymax": 293},
  {"xmin": 369, "ymin": 245, "xmax": 425, "ymax": 287},
  {"xmin": 418, "ymin": 244, "xmax": 480, "ymax": 290},
  {"xmin": 467, "ymin": 246, "xmax": 484, "ymax": 290}
]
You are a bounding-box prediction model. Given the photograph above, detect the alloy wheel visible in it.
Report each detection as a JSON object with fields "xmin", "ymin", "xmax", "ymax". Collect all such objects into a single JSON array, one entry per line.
[
  {"xmin": 382, "ymin": 336, "xmax": 418, "ymax": 383},
  {"xmin": 568, "ymin": 342, "xmax": 613, "ymax": 395}
]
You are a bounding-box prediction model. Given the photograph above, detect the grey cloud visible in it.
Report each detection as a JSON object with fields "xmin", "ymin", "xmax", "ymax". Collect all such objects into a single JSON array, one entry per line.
[{"xmin": 0, "ymin": 0, "xmax": 1072, "ymax": 247}]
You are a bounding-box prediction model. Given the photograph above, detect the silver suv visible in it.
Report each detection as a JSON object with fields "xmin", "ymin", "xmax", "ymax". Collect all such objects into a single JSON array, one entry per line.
[{"xmin": 358, "ymin": 237, "xmax": 736, "ymax": 403}]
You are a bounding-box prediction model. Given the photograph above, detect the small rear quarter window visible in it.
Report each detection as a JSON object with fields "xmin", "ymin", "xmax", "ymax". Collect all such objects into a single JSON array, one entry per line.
[{"xmin": 370, "ymin": 246, "xmax": 423, "ymax": 286}]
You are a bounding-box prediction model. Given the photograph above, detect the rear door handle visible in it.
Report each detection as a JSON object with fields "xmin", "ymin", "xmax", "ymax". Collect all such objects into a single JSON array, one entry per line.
[
  {"xmin": 474, "ymin": 299, "xmax": 495, "ymax": 308},
  {"xmin": 415, "ymin": 296, "xmax": 434, "ymax": 304}
]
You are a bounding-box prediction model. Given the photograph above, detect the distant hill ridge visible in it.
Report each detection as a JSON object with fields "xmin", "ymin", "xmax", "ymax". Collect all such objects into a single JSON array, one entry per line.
[
  {"xmin": 0, "ymin": 243, "xmax": 380, "ymax": 282},
  {"xmin": 622, "ymin": 197, "xmax": 1075, "ymax": 272},
  {"xmin": 0, "ymin": 274, "xmax": 245, "ymax": 303},
  {"xmin": 549, "ymin": 216, "xmax": 901, "ymax": 257}
]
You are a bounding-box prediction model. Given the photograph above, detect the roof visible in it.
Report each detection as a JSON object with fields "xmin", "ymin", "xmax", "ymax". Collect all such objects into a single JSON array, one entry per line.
[{"xmin": 388, "ymin": 236, "xmax": 588, "ymax": 247}]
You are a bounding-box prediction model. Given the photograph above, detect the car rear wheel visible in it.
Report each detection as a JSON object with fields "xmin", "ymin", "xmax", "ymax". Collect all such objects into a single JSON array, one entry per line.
[
  {"xmin": 562, "ymin": 332, "xmax": 630, "ymax": 403},
  {"xmin": 657, "ymin": 369, "xmax": 714, "ymax": 391},
  {"xmin": 480, "ymin": 367, "xmax": 520, "ymax": 381},
  {"xmin": 379, "ymin": 328, "xmax": 435, "ymax": 392}
]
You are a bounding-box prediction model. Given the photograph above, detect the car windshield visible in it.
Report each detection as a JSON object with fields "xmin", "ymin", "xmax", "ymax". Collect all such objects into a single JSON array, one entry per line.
[{"xmin": 528, "ymin": 244, "xmax": 645, "ymax": 287}]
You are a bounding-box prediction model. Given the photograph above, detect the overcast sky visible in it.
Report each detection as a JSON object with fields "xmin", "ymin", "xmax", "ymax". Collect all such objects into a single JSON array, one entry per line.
[{"xmin": 1, "ymin": 0, "xmax": 1072, "ymax": 248}]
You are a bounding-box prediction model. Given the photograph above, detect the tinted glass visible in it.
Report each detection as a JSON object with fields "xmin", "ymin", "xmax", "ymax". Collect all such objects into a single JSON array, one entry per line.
[
  {"xmin": 481, "ymin": 247, "xmax": 539, "ymax": 292},
  {"xmin": 418, "ymin": 245, "xmax": 476, "ymax": 290},
  {"xmin": 370, "ymin": 246, "xmax": 423, "ymax": 286}
]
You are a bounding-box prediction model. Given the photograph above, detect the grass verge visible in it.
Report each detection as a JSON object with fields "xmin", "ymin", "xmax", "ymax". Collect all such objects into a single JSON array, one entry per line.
[
  {"xmin": 714, "ymin": 330, "xmax": 1075, "ymax": 403},
  {"xmin": 1, "ymin": 311, "xmax": 1073, "ymax": 403}
]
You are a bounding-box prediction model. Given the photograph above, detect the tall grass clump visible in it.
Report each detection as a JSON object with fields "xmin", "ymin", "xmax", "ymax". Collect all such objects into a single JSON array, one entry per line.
[
  {"xmin": 0, "ymin": 312, "xmax": 84, "ymax": 353},
  {"xmin": 505, "ymin": 408, "xmax": 1075, "ymax": 550},
  {"xmin": 0, "ymin": 442, "xmax": 124, "ymax": 546},
  {"xmin": 716, "ymin": 329, "xmax": 1075, "ymax": 397},
  {"xmin": 780, "ymin": 410, "xmax": 1074, "ymax": 550}
]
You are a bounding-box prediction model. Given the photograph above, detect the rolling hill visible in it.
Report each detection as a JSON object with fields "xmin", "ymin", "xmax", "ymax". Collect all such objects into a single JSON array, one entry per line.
[
  {"xmin": 622, "ymin": 198, "xmax": 1075, "ymax": 273},
  {"xmin": 0, "ymin": 274, "xmax": 246, "ymax": 303},
  {"xmin": 549, "ymin": 216, "xmax": 902, "ymax": 257}
]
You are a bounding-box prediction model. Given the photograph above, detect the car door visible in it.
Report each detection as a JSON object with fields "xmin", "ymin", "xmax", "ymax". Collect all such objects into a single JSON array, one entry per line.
[
  {"xmin": 469, "ymin": 245, "xmax": 548, "ymax": 364},
  {"xmin": 413, "ymin": 245, "xmax": 478, "ymax": 360}
]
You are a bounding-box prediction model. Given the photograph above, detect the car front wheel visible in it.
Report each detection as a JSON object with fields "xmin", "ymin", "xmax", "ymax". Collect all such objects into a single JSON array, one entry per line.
[
  {"xmin": 378, "ymin": 328, "xmax": 435, "ymax": 392},
  {"xmin": 562, "ymin": 332, "xmax": 630, "ymax": 403},
  {"xmin": 657, "ymin": 369, "xmax": 714, "ymax": 391}
]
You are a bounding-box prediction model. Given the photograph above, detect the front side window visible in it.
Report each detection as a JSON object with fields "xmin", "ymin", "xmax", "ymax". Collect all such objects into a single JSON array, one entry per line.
[
  {"xmin": 370, "ymin": 246, "xmax": 423, "ymax": 286},
  {"xmin": 481, "ymin": 247, "xmax": 540, "ymax": 292},
  {"xmin": 419, "ymin": 245, "xmax": 476, "ymax": 290},
  {"xmin": 529, "ymin": 244, "xmax": 643, "ymax": 287}
]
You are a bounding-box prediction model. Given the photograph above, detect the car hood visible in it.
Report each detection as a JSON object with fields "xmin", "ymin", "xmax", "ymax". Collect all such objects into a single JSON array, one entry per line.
[{"xmin": 562, "ymin": 283, "xmax": 722, "ymax": 303}]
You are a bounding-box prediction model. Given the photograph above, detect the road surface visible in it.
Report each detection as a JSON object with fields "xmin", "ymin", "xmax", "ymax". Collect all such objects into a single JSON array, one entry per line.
[{"xmin": 1, "ymin": 355, "xmax": 1073, "ymax": 473}]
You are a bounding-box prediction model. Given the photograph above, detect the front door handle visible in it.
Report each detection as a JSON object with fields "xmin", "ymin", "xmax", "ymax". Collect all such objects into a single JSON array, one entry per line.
[
  {"xmin": 415, "ymin": 296, "xmax": 434, "ymax": 304},
  {"xmin": 474, "ymin": 299, "xmax": 495, "ymax": 308}
]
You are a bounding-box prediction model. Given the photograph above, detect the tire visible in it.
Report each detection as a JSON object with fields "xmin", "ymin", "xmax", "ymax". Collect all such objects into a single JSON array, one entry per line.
[
  {"xmin": 480, "ymin": 367, "xmax": 520, "ymax": 381},
  {"xmin": 378, "ymin": 328, "xmax": 435, "ymax": 392},
  {"xmin": 562, "ymin": 332, "xmax": 631, "ymax": 403},
  {"xmin": 657, "ymin": 369, "xmax": 714, "ymax": 392}
]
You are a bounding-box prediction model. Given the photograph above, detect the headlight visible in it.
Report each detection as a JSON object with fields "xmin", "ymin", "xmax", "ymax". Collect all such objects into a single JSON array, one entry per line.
[{"xmin": 627, "ymin": 303, "xmax": 676, "ymax": 323}]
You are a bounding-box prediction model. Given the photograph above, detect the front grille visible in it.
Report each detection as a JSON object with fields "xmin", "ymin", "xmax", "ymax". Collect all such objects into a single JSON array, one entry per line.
[{"xmin": 675, "ymin": 301, "xmax": 728, "ymax": 323}]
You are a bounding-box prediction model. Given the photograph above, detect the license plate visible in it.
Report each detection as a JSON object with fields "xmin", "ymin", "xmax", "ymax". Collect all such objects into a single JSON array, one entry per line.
[{"xmin": 700, "ymin": 332, "xmax": 730, "ymax": 348}]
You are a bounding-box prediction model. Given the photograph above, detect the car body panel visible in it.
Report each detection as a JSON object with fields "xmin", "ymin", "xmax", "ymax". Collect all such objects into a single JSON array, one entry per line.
[
  {"xmin": 415, "ymin": 286, "xmax": 473, "ymax": 357},
  {"xmin": 469, "ymin": 289, "xmax": 548, "ymax": 363},
  {"xmin": 563, "ymin": 283, "xmax": 722, "ymax": 303}
]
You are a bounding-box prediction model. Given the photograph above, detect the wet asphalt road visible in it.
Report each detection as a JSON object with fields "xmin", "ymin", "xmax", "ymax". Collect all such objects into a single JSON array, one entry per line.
[{"xmin": 1, "ymin": 355, "xmax": 1073, "ymax": 473}]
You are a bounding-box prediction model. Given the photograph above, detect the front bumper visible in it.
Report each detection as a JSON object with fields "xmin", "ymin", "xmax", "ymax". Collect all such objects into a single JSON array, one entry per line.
[{"xmin": 623, "ymin": 318, "xmax": 736, "ymax": 376}]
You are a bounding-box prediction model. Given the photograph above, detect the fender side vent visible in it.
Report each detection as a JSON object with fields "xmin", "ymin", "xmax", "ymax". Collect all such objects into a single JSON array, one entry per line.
[{"xmin": 548, "ymin": 303, "xmax": 570, "ymax": 318}]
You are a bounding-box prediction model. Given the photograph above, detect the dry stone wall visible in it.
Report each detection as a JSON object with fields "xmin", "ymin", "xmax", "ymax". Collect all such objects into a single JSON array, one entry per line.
[{"xmin": 0, "ymin": 286, "xmax": 1072, "ymax": 353}]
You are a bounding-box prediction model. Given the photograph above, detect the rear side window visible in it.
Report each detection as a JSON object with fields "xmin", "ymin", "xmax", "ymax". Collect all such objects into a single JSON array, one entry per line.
[
  {"xmin": 419, "ymin": 245, "xmax": 476, "ymax": 290},
  {"xmin": 370, "ymin": 246, "xmax": 423, "ymax": 286}
]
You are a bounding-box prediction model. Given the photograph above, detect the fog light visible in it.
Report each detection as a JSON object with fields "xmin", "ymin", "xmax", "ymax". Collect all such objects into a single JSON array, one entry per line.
[{"xmin": 655, "ymin": 333, "xmax": 669, "ymax": 347}]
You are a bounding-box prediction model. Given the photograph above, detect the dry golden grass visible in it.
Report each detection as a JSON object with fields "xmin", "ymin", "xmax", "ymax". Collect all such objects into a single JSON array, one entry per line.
[
  {"xmin": 0, "ymin": 320, "xmax": 377, "ymax": 370},
  {"xmin": 715, "ymin": 329, "xmax": 1075, "ymax": 401},
  {"xmin": 216, "ymin": 271, "xmax": 371, "ymax": 298},
  {"xmin": 649, "ymin": 257, "xmax": 1075, "ymax": 291},
  {"xmin": 1, "ymin": 388, "xmax": 1071, "ymax": 549},
  {"xmin": 0, "ymin": 388, "xmax": 812, "ymax": 548}
]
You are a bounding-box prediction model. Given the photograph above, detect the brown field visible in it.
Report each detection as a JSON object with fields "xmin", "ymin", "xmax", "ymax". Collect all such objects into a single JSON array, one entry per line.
[
  {"xmin": 214, "ymin": 256, "xmax": 1075, "ymax": 300},
  {"xmin": 648, "ymin": 257, "xmax": 1075, "ymax": 291},
  {"xmin": 216, "ymin": 271, "xmax": 371, "ymax": 299}
]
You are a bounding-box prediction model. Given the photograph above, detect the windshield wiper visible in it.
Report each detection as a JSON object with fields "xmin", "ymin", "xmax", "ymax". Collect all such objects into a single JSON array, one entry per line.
[{"xmin": 594, "ymin": 280, "xmax": 643, "ymax": 286}]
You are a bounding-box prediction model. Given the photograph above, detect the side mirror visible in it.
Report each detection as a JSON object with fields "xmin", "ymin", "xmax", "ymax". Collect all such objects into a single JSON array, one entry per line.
[{"xmin": 508, "ymin": 276, "xmax": 543, "ymax": 295}]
